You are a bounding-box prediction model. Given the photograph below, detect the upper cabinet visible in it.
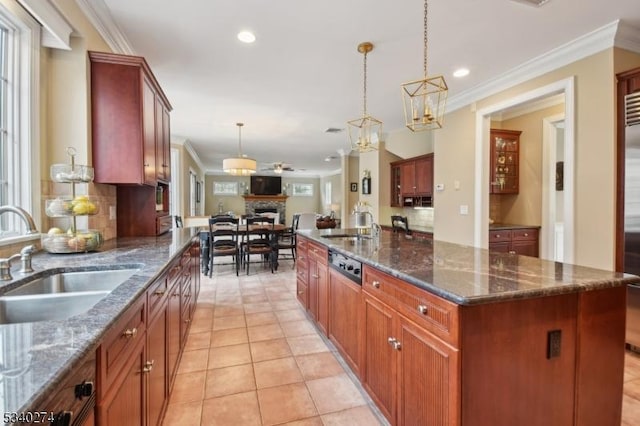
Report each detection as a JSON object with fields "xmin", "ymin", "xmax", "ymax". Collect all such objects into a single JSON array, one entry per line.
[
  {"xmin": 89, "ymin": 51, "xmax": 172, "ymax": 186},
  {"xmin": 391, "ymin": 153, "xmax": 434, "ymax": 207},
  {"xmin": 490, "ymin": 129, "xmax": 521, "ymax": 194}
]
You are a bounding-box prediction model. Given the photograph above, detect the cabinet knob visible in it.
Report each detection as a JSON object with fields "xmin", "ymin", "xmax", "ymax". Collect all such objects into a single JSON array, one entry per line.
[
  {"xmin": 524, "ymin": 233, "xmax": 528, "ymax": 237},
  {"xmin": 417, "ymin": 304, "xmax": 428, "ymax": 315},
  {"xmin": 153, "ymin": 290, "xmax": 165, "ymax": 296},
  {"xmin": 372, "ymin": 280, "xmax": 380, "ymax": 289},
  {"xmin": 122, "ymin": 327, "xmax": 137, "ymax": 338},
  {"xmin": 311, "ymin": 274, "xmax": 319, "ymax": 279},
  {"xmin": 184, "ymin": 318, "xmax": 191, "ymax": 324},
  {"xmin": 496, "ymin": 234, "xmax": 500, "ymax": 238},
  {"xmin": 143, "ymin": 360, "xmax": 155, "ymax": 373},
  {"xmin": 509, "ymin": 250, "xmax": 516, "ymax": 254},
  {"xmin": 297, "ymin": 290, "xmax": 304, "ymax": 295},
  {"xmin": 387, "ymin": 337, "xmax": 402, "ymax": 350}
]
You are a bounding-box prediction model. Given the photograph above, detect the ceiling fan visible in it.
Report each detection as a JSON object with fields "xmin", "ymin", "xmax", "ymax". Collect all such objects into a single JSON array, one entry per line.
[{"xmin": 260, "ymin": 162, "xmax": 295, "ymax": 174}]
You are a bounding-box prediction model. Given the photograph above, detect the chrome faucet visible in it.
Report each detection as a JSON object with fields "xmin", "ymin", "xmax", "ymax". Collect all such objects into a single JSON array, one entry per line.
[
  {"xmin": 0, "ymin": 206, "xmax": 39, "ymax": 235},
  {"xmin": 0, "ymin": 244, "xmax": 36, "ymax": 280},
  {"xmin": 371, "ymin": 221, "xmax": 382, "ymax": 242}
]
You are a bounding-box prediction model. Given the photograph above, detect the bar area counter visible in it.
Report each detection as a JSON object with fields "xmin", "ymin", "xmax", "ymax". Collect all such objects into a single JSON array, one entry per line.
[{"xmin": 296, "ymin": 229, "xmax": 637, "ymax": 426}]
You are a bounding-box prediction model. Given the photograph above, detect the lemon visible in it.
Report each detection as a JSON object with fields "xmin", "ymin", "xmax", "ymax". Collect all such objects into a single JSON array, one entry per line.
[
  {"xmin": 73, "ymin": 202, "xmax": 89, "ymax": 215},
  {"xmin": 47, "ymin": 227, "xmax": 64, "ymax": 235}
]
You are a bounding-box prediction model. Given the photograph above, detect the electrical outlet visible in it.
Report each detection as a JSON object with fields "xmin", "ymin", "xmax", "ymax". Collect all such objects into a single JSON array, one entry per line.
[
  {"xmin": 109, "ymin": 206, "xmax": 116, "ymax": 220},
  {"xmin": 459, "ymin": 205, "xmax": 469, "ymax": 215},
  {"xmin": 547, "ymin": 329, "xmax": 562, "ymax": 359},
  {"xmin": 435, "ymin": 183, "xmax": 445, "ymax": 191}
]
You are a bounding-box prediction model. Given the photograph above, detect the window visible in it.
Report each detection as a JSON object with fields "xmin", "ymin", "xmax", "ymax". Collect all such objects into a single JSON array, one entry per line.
[
  {"xmin": 291, "ymin": 183, "xmax": 313, "ymax": 197},
  {"xmin": 213, "ymin": 181, "xmax": 238, "ymax": 195},
  {"xmin": 0, "ymin": 0, "xmax": 40, "ymax": 241}
]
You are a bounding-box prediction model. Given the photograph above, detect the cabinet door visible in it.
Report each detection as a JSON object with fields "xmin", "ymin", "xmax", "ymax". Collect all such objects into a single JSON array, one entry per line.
[
  {"xmin": 316, "ymin": 262, "xmax": 329, "ymax": 336},
  {"xmin": 142, "ymin": 78, "xmax": 157, "ymax": 185},
  {"xmin": 167, "ymin": 280, "xmax": 181, "ymax": 390},
  {"xmin": 308, "ymin": 256, "xmax": 319, "ymax": 321},
  {"xmin": 488, "ymin": 242, "xmax": 510, "ymax": 253},
  {"xmin": 101, "ymin": 339, "xmax": 146, "ymax": 426},
  {"xmin": 414, "ymin": 155, "xmax": 433, "ymax": 196},
  {"xmin": 401, "ymin": 162, "xmax": 416, "ymax": 196},
  {"xmin": 396, "ymin": 316, "xmax": 459, "ymax": 426},
  {"xmin": 155, "ymin": 99, "xmax": 171, "ymax": 183},
  {"xmin": 361, "ymin": 292, "xmax": 396, "ymax": 423},
  {"xmin": 490, "ymin": 129, "xmax": 520, "ymax": 194},
  {"xmin": 328, "ymin": 270, "xmax": 362, "ymax": 376},
  {"xmin": 147, "ymin": 307, "xmax": 168, "ymax": 426},
  {"xmin": 511, "ymin": 240, "xmax": 538, "ymax": 257},
  {"xmin": 391, "ymin": 164, "xmax": 402, "ymax": 207}
]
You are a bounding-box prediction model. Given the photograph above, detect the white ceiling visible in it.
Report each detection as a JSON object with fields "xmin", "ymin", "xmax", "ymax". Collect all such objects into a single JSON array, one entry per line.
[{"xmin": 96, "ymin": 0, "xmax": 640, "ymax": 177}]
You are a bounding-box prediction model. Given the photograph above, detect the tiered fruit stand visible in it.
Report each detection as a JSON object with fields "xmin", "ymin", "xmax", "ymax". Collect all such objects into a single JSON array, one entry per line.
[{"xmin": 42, "ymin": 147, "xmax": 104, "ymax": 253}]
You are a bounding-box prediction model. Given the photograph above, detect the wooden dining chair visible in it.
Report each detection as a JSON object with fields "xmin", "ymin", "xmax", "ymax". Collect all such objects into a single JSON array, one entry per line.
[
  {"xmin": 277, "ymin": 213, "xmax": 299, "ymax": 264},
  {"xmin": 208, "ymin": 216, "xmax": 240, "ymax": 277},
  {"xmin": 243, "ymin": 216, "xmax": 275, "ymax": 275},
  {"xmin": 391, "ymin": 215, "xmax": 411, "ymax": 235}
]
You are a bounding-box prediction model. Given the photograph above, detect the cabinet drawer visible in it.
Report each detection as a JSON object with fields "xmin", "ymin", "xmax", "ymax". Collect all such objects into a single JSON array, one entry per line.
[
  {"xmin": 296, "ymin": 259, "xmax": 308, "ymax": 283},
  {"xmin": 394, "ymin": 280, "xmax": 460, "ymax": 347},
  {"xmin": 308, "ymin": 242, "xmax": 328, "ymax": 265},
  {"xmin": 362, "ymin": 266, "xmax": 397, "ymax": 308},
  {"xmin": 297, "ymin": 236, "xmax": 308, "ymax": 253},
  {"xmin": 296, "ymin": 279, "xmax": 308, "ymax": 307},
  {"xmin": 511, "ymin": 228, "xmax": 538, "ymax": 241},
  {"xmin": 147, "ymin": 273, "xmax": 168, "ymax": 321},
  {"xmin": 489, "ymin": 230, "xmax": 512, "ymax": 242},
  {"xmin": 100, "ymin": 297, "xmax": 146, "ymax": 389},
  {"xmin": 156, "ymin": 215, "xmax": 172, "ymax": 235}
]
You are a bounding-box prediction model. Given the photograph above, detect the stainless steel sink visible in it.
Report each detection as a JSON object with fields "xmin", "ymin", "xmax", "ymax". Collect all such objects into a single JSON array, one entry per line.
[
  {"xmin": 0, "ymin": 291, "xmax": 110, "ymax": 324},
  {"xmin": 5, "ymin": 268, "xmax": 139, "ymax": 296}
]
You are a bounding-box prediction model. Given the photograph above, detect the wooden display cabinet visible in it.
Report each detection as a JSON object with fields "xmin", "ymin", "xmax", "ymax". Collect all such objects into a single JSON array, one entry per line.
[
  {"xmin": 490, "ymin": 129, "xmax": 521, "ymax": 194},
  {"xmin": 390, "ymin": 153, "xmax": 434, "ymax": 207}
]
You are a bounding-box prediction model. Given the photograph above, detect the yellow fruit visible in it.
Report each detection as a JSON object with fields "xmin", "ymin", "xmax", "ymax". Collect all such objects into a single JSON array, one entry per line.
[
  {"xmin": 86, "ymin": 202, "xmax": 97, "ymax": 214},
  {"xmin": 71, "ymin": 195, "xmax": 89, "ymax": 206},
  {"xmin": 67, "ymin": 237, "xmax": 86, "ymax": 250},
  {"xmin": 72, "ymin": 202, "xmax": 89, "ymax": 215},
  {"xmin": 47, "ymin": 227, "xmax": 64, "ymax": 235}
]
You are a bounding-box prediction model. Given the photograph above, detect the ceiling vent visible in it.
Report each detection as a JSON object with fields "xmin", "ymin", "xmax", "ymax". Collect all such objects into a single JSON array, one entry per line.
[
  {"xmin": 325, "ymin": 127, "xmax": 345, "ymax": 133},
  {"xmin": 510, "ymin": 0, "xmax": 550, "ymax": 7}
]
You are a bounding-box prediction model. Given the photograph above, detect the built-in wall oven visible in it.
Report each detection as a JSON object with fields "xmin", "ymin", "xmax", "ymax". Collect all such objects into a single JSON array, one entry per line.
[{"xmin": 328, "ymin": 249, "xmax": 362, "ymax": 285}]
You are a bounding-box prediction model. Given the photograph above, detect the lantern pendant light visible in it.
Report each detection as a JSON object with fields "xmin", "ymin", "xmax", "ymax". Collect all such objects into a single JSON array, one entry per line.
[
  {"xmin": 348, "ymin": 42, "xmax": 383, "ymax": 153},
  {"xmin": 401, "ymin": 0, "xmax": 448, "ymax": 131},
  {"xmin": 222, "ymin": 122, "xmax": 257, "ymax": 176}
]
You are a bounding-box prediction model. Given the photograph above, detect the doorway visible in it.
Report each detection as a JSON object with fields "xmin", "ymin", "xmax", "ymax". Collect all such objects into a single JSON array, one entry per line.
[{"xmin": 474, "ymin": 77, "xmax": 575, "ymax": 263}]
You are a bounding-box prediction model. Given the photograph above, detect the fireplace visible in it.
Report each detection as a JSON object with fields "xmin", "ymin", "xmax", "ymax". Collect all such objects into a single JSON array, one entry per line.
[{"xmin": 244, "ymin": 195, "xmax": 288, "ymax": 224}]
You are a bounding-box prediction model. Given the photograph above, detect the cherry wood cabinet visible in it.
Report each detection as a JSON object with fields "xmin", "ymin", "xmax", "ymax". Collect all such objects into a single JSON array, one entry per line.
[
  {"xmin": 328, "ymin": 269, "xmax": 362, "ymax": 377},
  {"xmin": 390, "ymin": 153, "xmax": 434, "ymax": 207},
  {"xmin": 489, "ymin": 227, "xmax": 539, "ymax": 257},
  {"xmin": 155, "ymin": 98, "xmax": 171, "ymax": 183},
  {"xmin": 307, "ymin": 242, "xmax": 329, "ymax": 335},
  {"xmin": 96, "ymin": 239, "xmax": 199, "ymax": 426},
  {"xmin": 490, "ymin": 129, "xmax": 521, "ymax": 194},
  {"xmin": 296, "ymin": 237, "xmax": 309, "ymax": 308}
]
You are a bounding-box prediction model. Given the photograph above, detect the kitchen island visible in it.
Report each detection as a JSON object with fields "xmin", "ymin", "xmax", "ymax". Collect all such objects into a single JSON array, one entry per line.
[
  {"xmin": 0, "ymin": 228, "xmax": 200, "ymax": 425},
  {"xmin": 297, "ymin": 228, "xmax": 638, "ymax": 426}
]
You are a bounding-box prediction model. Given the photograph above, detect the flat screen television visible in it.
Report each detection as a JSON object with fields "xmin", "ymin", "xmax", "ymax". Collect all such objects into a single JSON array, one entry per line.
[{"xmin": 251, "ymin": 175, "xmax": 282, "ymax": 195}]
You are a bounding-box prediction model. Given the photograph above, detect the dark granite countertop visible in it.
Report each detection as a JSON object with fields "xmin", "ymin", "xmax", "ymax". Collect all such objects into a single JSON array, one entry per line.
[
  {"xmin": 301, "ymin": 228, "xmax": 639, "ymax": 306},
  {"xmin": 381, "ymin": 224, "xmax": 434, "ymax": 234},
  {"xmin": 0, "ymin": 228, "xmax": 198, "ymax": 417},
  {"xmin": 489, "ymin": 223, "xmax": 541, "ymax": 230}
]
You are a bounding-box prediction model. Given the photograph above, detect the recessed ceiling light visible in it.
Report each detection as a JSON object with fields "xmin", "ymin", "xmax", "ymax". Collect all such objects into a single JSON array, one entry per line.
[
  {"xmin": 453, "ymin": 68, "xmax": 470, "ymax": 78},
  {"xmin": 237, "ymin": 31, "xmax": 256, "ymax": 43}
]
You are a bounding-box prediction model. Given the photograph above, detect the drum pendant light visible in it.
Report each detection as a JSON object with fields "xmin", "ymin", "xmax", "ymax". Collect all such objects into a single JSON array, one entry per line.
[{"xmin": 223, "ymin": 123, "xmax": 256, "ymax": 176}]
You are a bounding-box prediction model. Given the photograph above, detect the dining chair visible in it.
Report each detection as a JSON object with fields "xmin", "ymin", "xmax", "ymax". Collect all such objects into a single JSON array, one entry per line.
[
  {"xmin": 296, "ymin": 213, "xmax": 317, "ymax": 230},
  {"xmin": 243, "ymin": 216, "xmax": 275, "ymax": 275},
  {"xmin": 174, "ymin": 215, "xmax": 183, "ymax": 228},
  {"xmin": 277, "ymin": 213, "xmax": 299, "ymax": 264},
  {"xmin": 208, "ymin": 216, "xmax": 240, "ymax": 277},
  {"xmin": 391, "ymin": 215, "xmax": 411, "ymax": 235}
]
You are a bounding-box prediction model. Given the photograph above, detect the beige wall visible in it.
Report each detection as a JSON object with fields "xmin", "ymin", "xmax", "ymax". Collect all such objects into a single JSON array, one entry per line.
[{"xmin": 319, "ymin": 173, "xmax": 342, "ymax": 217}]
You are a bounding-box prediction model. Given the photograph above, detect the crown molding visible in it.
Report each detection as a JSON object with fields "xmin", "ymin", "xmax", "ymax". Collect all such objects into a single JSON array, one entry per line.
[
  {"xmin": 74, "ymin": 0, "xmax": 134, "ymax": 54},
  {"xmin": 180, "ymin": 138, "xmax": 205, "ymax": 172},
  {"xmin": 448, "ymin": 20, "xmax": 635, "ymax": 113}
]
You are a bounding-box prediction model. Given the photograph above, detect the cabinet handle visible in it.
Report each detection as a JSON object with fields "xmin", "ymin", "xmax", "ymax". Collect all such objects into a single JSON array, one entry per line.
[
  {"xmin": 372, "ymin": 280, "xmax": 380, "ymax": 289},
  {"xmin": 153, "ymin": 290, "xmax": 165, "ymax": 296},
  {"xmin": 184, "ymin": 318, "xmax": 191, "ymax": 324},
  {"xmin": 524, "ymin": 233, "xmax": 528, "ymax": 237},
  {"xmin": 298, "ymin": 290, "xmax": 304, "ymax": 295},
  {"xmin": 143, "ymin": 162, "xmax": 149, "ymax": 167},
  {"xmin": 143, "ymin": 360, "xmax": 155, "ymax": 373},
  {"xmin": 172, "ymin": 292, "xmax": 180, "ymax": 297},
  {"xmin": 388, "ymin": 337, "xmax": 402, "ymax": 350},
  {"xmin": 122, "ymin": 327, "xmax": 137, "ymax": 338},
  {"xmin": 509, "ymin": 250, "xmax": 516, "ymax": 254},
  {"xmin": 417, "ymin": 304, "xmax": 428, "ymax": 315},
  {"xmin": 311, "ymin": 274, "xmax": 319, "ymax": 279}
]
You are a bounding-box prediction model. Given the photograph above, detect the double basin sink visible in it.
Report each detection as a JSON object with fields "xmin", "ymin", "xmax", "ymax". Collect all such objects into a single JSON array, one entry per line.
[{"xmin": 0, "ymin": 266, "xmax": 141, "ymax": 324}]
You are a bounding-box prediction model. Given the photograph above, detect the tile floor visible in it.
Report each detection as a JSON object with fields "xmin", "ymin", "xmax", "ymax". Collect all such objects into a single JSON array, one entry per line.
[{"xmin": 163, "ymin": 258, "xmax": 640, "ymax": 426}]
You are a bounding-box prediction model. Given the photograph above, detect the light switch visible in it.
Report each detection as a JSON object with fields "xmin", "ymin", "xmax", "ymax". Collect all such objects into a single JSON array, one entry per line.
[
  {"xmin": 435, "ymin": 183, "xmax": 445, "ymax": 191},
  {"xmin": 109, "ymin": 206, "xmax": 116, "ymax": 220},
  {"xmin": 459, "ymin": 205, "xmax": 469, "ymax": 215},
  {"xmin": 454, "ymin": 180, "xmax": 460, "ymax": 190}
]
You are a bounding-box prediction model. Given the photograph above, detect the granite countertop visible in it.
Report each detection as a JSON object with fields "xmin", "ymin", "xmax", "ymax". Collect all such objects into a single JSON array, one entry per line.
[
  {"xmin": 301, "ymin": 228, "xmax": 639, "ymax": 306},
  {"xmin": 380, "ymin": 224, "xmax": 434, "ymax": 234},
  {"xmin": 0, "ymin": 228, "xmax": 198, "ymax": 416},
  {"xmin": 489, "ymin": 223, "xmax": 541, "ymax": 230}
]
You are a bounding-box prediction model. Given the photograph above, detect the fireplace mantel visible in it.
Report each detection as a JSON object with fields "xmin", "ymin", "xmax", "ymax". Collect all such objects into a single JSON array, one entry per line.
[{"xmin": 243, "ymin": 194, "xmax": 288, "ymax": 202}]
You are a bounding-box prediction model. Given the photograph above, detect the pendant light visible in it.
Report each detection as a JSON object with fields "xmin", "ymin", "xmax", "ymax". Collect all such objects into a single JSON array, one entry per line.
[
  {"xmin": 223, "ymin": 122, "xmax": 256, "ymax": 176},
  {"xmin": 401, "ymin": 0, "xmax": 448, "ymax": 131},
  {"xmin": 347, "ymin": 42, "xmax": 383, "ymax": 153}
]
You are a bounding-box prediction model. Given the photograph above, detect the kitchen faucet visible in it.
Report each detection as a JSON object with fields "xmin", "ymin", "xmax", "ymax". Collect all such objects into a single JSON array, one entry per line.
[
  {"xmin": 0, "ymin": 244, "xmax": 36, "ymax": 280},
  {"xmin": 0, "ymin": 206, "xmax": 39, "ymax": 235}
]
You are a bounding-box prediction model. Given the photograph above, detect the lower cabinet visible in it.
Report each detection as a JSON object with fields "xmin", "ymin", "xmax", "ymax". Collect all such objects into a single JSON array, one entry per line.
[
  {"xmin": 489, "ymin": 227, "xmax": 539, "ymax": 257},
  {"xmin": 328, "ymin": 269, "xmax": 362, "ymax": 376},
  {"xmin": 96, "ymin": 239, "xmax": 199, "ymax": 426},
  {"xmin": 308, "ymin": 242, "xmax": 328, "ymax": 335},
  {"xmin": 296, "ymin": 237, "xmax": 309, "ymax": 308}
]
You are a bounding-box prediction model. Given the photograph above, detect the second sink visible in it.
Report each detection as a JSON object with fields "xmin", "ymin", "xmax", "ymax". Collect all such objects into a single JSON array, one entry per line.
[{"xmin": 5, "ymin": 268, "xmax": 139, "ymax": 296}]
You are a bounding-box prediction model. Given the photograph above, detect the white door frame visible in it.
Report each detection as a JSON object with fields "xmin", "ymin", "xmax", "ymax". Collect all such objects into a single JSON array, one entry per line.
[
  {"xmin": 541, "ymin": 113, "xmax": 565, "ymax": 260},
  {"xmin": 474, "ymin": 76, "xmax": 575, "ymax": 264}
]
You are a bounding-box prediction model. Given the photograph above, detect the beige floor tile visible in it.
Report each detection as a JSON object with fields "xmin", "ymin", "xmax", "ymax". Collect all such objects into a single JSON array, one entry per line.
[
  {"xmin": 208, "ymin": 343, "xmax": 252, "ymax": 369},
  {"xmin": 281, "ymin": 320, "xmax": 318, "ymax": 337},
  {"xmin": 624, "ymin": 377, "xmax": 640, "ymax": 401},
  {"xmin": 205, "ymin": 363, "xmax": 256, "ymax": 399},
  {"xmin": 213, "ymin": 304, "xmax": 244, "ymax": 317},
  {"xmin": 248, "ymin": 323, "xmax": 285, "ymax": 342},
  {"xmin": 320, "ymin": 405, "xmax": 384, "ymax": 426},
  {"xmin": 244, "ymin": 301, "xmax": 274, "ymax": 314},
  {"xmin": 212, "ymin": 314, "xmax": 246, "ymax": 330},
  {"xmin": 211, "ymin": 327, "xmax": 249, "ymax": 347},
  {"xmin": 306, "ymin": 373, "xmax": 366, "ymax": 414},
  {"xmin": 625, "ymin": 351, "xmax": 640, "ymax": 381},
  {"xmin": 276, "ymin": 309, "xmax": 308, "ymax": 323},
  {"xmin": 280, "ymin": 417, "xmax": 323, "ymax": 426},
  {"xmin": 254, "ymin": 356, "xmax": 304, "ymax": 389},
  {"xmin": 241, "ymin": 287, "xmax": 267, "ymax": 296},
  {"xmin": 272, "ymin": 300, "xmax": 302, "ymax": 311},
  {"xmin": 622, "ymin": 394, "xmax": 640, "ymax": 426},
  {"xmin": 257, "ymin": 382, "xmax": 318, "ymax": 426},
  {"xmin": 250, "ymin": 337, "xmax": 292, "ymax": 362},
  {"xmin": 169, "ymin": 371, "xmax": 206, "ymax": 404},
  {"xmin": 162, "ymin": 400, "xmax": 202, "ymax": 426},
  {"xmin": 201, "ymin": 391, "xmax": 262, "ymax": 426},
  {"xmin": 177, "ymin": 348, "xmax": 209, "ymax": 374},
  {"xmin": 245, "ymin": 311, "xmax": 279, "ymax": 327},
  {"xmin": 268, "ymin": 291, "xmax": 296, "ymax": 301},
  {"xmin": 287, "ymin": 334, "xmax": 331, "ymax": 356},
  {"xmin": 243, "ymin": 293, "xmax": 269, "ymax": 303},
  {"xmin": 184, "ymin": 331, "xmax": 211, "ymax": 351},
  {"xmin": 296, "ymin": 352, "xmax": 345, "ymax": 381},
  {"xmin": 189, "ymin": 317, "xmax": 213, "ymax": 333},
  {"xmin": 215, "ymin": 295, "xmax": 243, "ymax": 304}
]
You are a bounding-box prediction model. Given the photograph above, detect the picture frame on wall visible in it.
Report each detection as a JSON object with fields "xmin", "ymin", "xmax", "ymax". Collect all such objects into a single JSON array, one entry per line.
[{"xmin": 350, "ymin": 182, "xmax": 358, "ymax": 192}]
